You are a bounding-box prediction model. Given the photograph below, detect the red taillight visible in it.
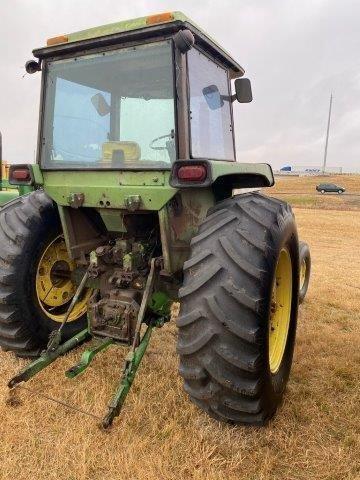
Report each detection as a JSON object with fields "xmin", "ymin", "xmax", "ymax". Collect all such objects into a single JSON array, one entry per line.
[
  {"xmin": 11, "ymin": 169, "xmax": 31, "ymax": 181},
  {"xmin": 177, "ymin": 165, "xmax": 207, "ymax": 182},
  {"xmin": 9, "ymin": 165, "xmax": 33, "ymax": 185}
]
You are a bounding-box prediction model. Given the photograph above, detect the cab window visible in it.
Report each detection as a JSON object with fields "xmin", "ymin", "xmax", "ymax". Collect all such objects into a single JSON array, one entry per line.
[{"xmin": 187, "ymin": 48, "xmax": 234, "ymax": 160}]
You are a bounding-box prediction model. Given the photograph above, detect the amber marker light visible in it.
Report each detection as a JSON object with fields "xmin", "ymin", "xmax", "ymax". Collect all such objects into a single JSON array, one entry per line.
[
  {"xmin": 46, "ymin": 35, "xmax": 69, "ymax": 46},
  {"xmin": 146, "ymin": 12, "xmax": 174, "ymax": 25}
]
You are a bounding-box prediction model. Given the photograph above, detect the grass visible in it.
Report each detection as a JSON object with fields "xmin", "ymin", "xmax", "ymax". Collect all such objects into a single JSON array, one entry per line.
[{"xmin": 0, "ymin": 182, "xmax": 359, "ymax": 479}]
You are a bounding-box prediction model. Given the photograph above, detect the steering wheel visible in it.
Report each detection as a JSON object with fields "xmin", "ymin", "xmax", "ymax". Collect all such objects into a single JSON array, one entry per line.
[{"xmin": 149, "ymin": 133, "xmax": 173, "ymax": 151}]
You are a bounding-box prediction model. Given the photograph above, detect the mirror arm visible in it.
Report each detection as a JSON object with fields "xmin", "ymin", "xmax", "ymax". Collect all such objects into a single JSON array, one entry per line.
[{"xmin": 218, "ymin": 94, "xmax": 236, "ymax": 103}]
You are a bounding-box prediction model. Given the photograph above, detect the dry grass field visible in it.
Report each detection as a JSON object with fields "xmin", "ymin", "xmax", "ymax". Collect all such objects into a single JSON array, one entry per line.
[
  {"xmin": 269, "ymin": 174, "xmax": 360, "ymax": 210},
  {"xmin": 0, "ymin": 176, "xmax": 359, "ymax": 480}
]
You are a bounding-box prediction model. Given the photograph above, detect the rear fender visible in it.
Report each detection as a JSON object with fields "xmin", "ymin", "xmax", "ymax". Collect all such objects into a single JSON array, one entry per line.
[{"xmin": 170, "ymin": 160, "xmax": 274, "ymax": 200}]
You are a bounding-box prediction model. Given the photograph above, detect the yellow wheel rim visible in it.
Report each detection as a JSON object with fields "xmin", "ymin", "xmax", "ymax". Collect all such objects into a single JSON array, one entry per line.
[
  {"xmin": 299, "ymin": 258, "xmax": 307, "ymax": 290},
  {"xmin": 36, "ymin": 235, "xmax": 92, "ymax": 323},
  {"xmin": 269, "ymin": 247, "xmax": 293, "ymax": 374}
]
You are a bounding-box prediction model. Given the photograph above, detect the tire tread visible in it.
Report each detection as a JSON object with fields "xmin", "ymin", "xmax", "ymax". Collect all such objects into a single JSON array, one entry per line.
[{"xmin": 177, "ymin": 193, "xmax": 299, "ymax": 425}]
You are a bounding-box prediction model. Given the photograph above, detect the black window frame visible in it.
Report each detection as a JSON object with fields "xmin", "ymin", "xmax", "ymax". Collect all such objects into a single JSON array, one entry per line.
[
  {"xmin": 186, "ymin": 45, "xmax": 236, "ymax": 162},
  {"xmin": 36, "ymin": 37, "xmax": 179, "ymax": 171}
]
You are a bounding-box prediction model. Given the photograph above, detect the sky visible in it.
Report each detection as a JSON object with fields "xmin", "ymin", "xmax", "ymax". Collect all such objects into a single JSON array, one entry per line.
[{"xmin": 0, "ymin": 0, "xmax": 359, "ymax": 172}]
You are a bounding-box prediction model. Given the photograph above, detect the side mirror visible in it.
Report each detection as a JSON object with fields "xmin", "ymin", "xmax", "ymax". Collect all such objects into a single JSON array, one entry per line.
[
  {"xmin": 234, "ymin": 78, "xmax": 252, "ymax": 103},
  {"xmin": 91, "ymin": 93, "xmax": 111, "ymax": 116},
  {"xmin": 173, "ymin": 29, "xmax": 195, "ymax": 53},
  {"xmin": 202, "ymin": 85, "xmax": 224, "ymax": 110},
  {"xmin": 25, "ymin": 60, "xmax": 41, "ymax": 74}
]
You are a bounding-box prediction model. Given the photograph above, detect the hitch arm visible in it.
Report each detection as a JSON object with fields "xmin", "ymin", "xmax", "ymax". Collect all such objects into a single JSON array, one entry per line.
[
  {"xmin": 8, "ymin": 328, "xmax": 90, "ymax": 389},
  {"xmin": 65, "ymin": 337, "xmax": 114, "ymax": 379},
  {"xmin": 102, "ymin": 324, "xmax": 153, "ymax": 428}
]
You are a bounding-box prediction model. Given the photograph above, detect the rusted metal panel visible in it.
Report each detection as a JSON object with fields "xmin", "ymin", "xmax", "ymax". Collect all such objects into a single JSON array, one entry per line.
[{"xmin": 159, "ymin": 189, "xmax": 215, "ymax": 273}]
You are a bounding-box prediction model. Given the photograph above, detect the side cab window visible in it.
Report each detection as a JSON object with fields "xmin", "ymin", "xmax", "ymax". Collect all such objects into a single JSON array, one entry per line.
[{"xmin": 187, "ymin": 48, "xmax": 235, "ymax": 161}]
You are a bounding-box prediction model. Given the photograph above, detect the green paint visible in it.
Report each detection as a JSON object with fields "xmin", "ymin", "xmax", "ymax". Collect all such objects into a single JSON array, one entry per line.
[
  {"xmin": 0, "ymin": 190, "xmax": 19, "ymax": 206},
  {"xmin": 65, "ymin": 337, "xmax": 113, "ymax": 378},
  {"xmin": 0, "ymin": 180, "xmax": 33, "ymax": 207},
  {"xmin": 209, "ymin": 161, "xmax": 274, "ymax": 186},
  {"xmin": 57, "ymin": 205, "xmax": 71, "ymax": 255},
  {"xmin": 148, "ymin": 291, "xmax": 172, "ymax": 317},
  {"xmin": 68, "ymin": 13, "xmax": 172, "ymax": 43},
  {"xmin": 43, "ymin": 171, "xmax": 177, "ymax": 211},
  {"xmin": 8, "ymin": 329, "xmax": 90, "ymax": 388},
  {"xmin": 99, "ymin": 209, "xmax": 126, "ymax": 232},
  {"xmin": 30, "ymin": 164, "xmax": 44, "ymax": 185},
  {"xmin": 57, "ymin": 11, "xmax": 223, "ymax": 58},
  {"xmin": 18, "ymin": 185, "xmax": 33, "ymax": 196},
  {"xmin": 37, "ymin": 12, "xmax": 242, "ymax": 76},
  {"xmin": 122, "ymin": 252, "xmax": 132, "ymax": 271},
  {"xmin": 0, "ymin": 180, "xmax": 17, "ymax": 190},
  {"xmin": 65, "ymin": 11, "xmax": 232, "ymax": 60},
  {"xmin": 159, "ymin": 188, "xmax": 215, "ymax": 274},
  {"xmin": 158, "ymin": 206, "xmax": 172, "ymax": 272},
  {"xmin": 102, "ymin": 324, "xmax": 154, "ymax": 428}
]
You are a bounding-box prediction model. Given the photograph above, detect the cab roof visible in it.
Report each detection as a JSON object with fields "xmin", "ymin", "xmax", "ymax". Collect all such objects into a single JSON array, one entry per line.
[{"xmin": 33, "ymin": 11, "xmax": 245, "ymax": 78}]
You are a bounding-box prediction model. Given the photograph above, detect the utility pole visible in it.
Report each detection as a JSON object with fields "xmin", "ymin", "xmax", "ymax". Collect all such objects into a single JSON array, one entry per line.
[{"xmin": 322, "ymin": 93, "xmax": 333, "ymax": 174}]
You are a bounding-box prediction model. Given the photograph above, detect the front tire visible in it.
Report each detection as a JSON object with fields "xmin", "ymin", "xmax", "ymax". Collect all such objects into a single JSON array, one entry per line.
[
  {"xmin": 177, "ymin": 193, "xmax": 299, "ymax": 425},
  {"xmin": 0, "ymin": 191, "xmax": 88, "ymax": 356}
]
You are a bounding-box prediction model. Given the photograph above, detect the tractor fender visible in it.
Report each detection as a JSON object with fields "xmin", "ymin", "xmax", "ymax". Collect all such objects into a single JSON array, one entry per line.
[{"xmin": 170, "ymin": 159, "xmax": 274, "ymax": 200}]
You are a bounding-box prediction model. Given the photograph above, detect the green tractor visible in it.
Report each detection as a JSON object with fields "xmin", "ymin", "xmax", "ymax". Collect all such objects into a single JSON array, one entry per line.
[
  {"xmin": 0, "ymin": 132, "xmax": 33, "ymax": 204},
  {"xmin": 1, "ymin": 12, "xmax": 310, "ymax": 428}
]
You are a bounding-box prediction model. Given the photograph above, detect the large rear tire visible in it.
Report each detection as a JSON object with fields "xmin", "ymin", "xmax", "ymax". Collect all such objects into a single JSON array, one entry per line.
[
  {"xmin": 0, "ymin": 191, "xmax": 88, "ymax": 356},
  {"xmin": 177, "ymin": 193, "xmax": 300, "ymax": 425}
]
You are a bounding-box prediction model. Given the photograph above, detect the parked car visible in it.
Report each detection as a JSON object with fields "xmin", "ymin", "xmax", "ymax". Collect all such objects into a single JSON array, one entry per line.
[{"xmin": 316, "ymin": 183, "xmax": 345, "ymax": 194}]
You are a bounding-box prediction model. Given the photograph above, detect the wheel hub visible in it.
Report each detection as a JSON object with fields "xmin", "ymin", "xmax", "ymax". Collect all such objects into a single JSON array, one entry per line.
[
  {"xmin": 268, "ymin": 247, "xmax": 293, "ymax": 374},
  {"xmin": 299, "ymin": 258, "xmax": 307, "ymax": 290},
  {"xmin": 36, "ymin": 235, "xmax": 92, "ymax": 323}
]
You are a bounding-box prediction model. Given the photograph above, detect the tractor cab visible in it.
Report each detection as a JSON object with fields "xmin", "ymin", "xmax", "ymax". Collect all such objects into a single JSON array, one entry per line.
[
  {"xmin": 28, "ymin": 11, "xmax": 252, "ymax": 171},
  {"xmin": 11, "ymin": 11, "xmax": 270, "ymax": 274}
]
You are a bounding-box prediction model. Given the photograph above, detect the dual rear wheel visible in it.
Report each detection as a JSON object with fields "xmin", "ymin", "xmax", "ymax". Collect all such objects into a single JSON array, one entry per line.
[
  {"xmin": 36, "ymin": 234, "xmax": 91, "ymax": 323},
  {"xmin": 0, "ymin": 191, "xmax": 88, "ymax": 355}
]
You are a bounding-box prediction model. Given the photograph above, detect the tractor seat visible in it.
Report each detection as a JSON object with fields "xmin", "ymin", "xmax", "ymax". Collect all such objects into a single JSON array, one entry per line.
[{"xmin": 101, "ymin": 141, "xmax": 141, "ymax": 165}]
